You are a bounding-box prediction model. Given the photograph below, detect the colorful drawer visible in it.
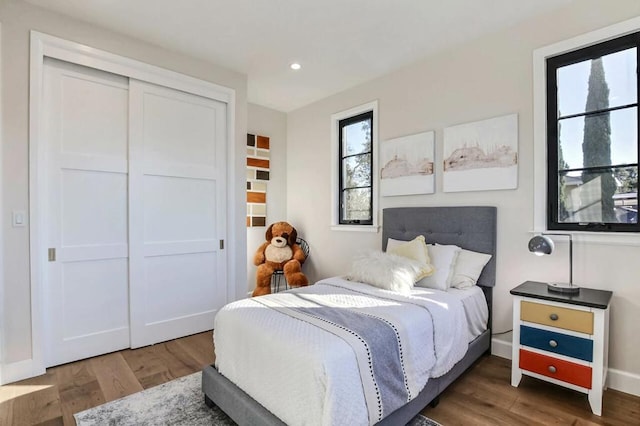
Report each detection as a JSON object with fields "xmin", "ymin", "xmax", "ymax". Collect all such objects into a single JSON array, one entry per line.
[
  {"xmin": 520, "ymin": 325, "xmax": 593, "ymax": 361},
  {"xmin": 510, "ymin": 281, "xmax": 612, "ymax": 417},
  {"xmin": 519, "ymin": 349, "xmax": 592, "ymax": 388},
  {"xmin": 520, "ymin": 301, "xmax": 593, "ymax": 334}
]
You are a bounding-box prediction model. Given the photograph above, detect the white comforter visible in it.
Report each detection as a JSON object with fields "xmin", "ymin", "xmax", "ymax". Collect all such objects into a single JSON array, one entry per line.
[{"xmin": 214, "ymin": 277, "xmax": 468, "ymax": 426}]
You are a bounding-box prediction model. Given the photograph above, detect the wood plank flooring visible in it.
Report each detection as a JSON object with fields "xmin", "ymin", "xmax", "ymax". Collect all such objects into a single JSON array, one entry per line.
[
  {"xmin": 1, "ymin": 331, "xmax": 638, "ymax": 425},
  {"xmin": 422, "ymin": 354, "xmax": 640, "ymax": 426},
  {"xmin": 0, "ymin": 332, "xmax": 214, "ymax": 426}
]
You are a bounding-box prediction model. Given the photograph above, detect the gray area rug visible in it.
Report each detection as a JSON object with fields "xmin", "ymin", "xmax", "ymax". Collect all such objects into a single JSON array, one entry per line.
[{"xmin": 75, "ymin": 371, "xmax": 441, "ymax": 426}]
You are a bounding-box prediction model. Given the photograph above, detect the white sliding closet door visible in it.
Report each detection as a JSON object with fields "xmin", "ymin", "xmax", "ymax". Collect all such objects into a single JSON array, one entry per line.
[
  {"xmin": 43, "ymin": 59, "xmax": 130, "ymax": 366},
  {"xmin": 42, "ymin": 59, "xmax": 228, "ymax": 366},
  {"xmin": 129, "ymin": 80, "xmax": 227, "ymax": 348}
]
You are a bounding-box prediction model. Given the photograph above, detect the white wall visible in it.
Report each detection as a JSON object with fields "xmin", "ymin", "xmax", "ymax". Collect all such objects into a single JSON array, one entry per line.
[
  {"xmin": 247, "ymin": 104, "xmax": 287, "ymax": 294},
  {"xmin": 0, "ymin": 0, "xmax": 247, "ymax": 381},
  {"xmin": 286, "ymin": 0, "xmax": 640, "ymax": 392}
]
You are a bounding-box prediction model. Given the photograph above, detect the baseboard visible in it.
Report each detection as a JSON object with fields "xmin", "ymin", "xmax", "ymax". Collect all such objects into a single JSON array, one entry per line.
[
  {"xmin": 490, "ymin": 337, "xmax": 640, "ymax": 397},
  {"xmin": 491, "ymin": 336, "xmax": 512, "ymax": 360},
  {"xmin": 0, "ymin": 358, "xmax": 45, "ymax": 385},
  {"xmin": 607, "ymin": 368, "xmax": 640, "ymax": 397}
]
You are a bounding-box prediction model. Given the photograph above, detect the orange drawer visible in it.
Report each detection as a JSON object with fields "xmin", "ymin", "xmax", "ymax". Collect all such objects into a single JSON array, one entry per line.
[
  {"xmin": 521, "ymin": 301, "xmax": 593, "ymax": 334},
  {"xmin": 519, "ymin": 349, "xmax": 592, "ymax": 389}
]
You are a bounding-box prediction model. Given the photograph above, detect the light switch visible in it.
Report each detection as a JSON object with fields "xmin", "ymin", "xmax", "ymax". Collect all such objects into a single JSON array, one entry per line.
[{"xmin": 12, "ymin": 210, "xmax": 26, "ymax": 227}]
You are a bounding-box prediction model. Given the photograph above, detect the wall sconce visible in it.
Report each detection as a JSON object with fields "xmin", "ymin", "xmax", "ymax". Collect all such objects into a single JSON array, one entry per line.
[{"xmin": 528, "ymin": 233, "xmax": 580, "ymax": 294}]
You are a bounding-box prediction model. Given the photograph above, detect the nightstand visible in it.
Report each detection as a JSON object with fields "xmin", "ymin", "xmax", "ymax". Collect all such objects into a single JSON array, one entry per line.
[{"xmin": 510, "ymin": 281, "xmax": 612, "ymax": 416}]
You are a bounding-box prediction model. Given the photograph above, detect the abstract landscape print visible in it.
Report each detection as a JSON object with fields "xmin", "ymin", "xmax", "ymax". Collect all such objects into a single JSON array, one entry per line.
[
  {"xmin": 443, "ymin": 113, "xmax": 518, "ymax": 192},
  {"xmin": 380, "ymin": 131, "xmax": 435, "ymax": 196}
]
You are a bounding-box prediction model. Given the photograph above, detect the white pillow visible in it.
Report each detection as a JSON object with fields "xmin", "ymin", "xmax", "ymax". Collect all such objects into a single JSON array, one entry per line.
[
  {"xmin": 386, "ymin": 236, "xmax": 434, "ymax": 276},
  {"xmin": 416, "ymin": 244, "xmax": 461, "ymax": 290},
  {"xmin": 347, "ymin": 250, "xmax": 431, "ymax": 294},
  {"xmin": 450, "ymin": 249, "xmax": 492, "ymax": 289}
]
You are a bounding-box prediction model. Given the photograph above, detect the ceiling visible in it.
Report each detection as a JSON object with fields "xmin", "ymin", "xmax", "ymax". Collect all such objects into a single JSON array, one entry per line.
[{"xmin": 23, "ymin": 0, "xmax": 573, "ymax": 112}]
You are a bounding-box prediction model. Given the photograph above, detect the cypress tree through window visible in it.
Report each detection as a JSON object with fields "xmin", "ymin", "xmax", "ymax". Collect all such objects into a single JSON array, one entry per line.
[{"xmin": 546, "ymin": 32, "xmax": 639, "ymax": 232}]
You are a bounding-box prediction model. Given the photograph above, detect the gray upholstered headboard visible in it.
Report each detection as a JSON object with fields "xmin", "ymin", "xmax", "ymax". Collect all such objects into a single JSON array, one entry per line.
[{"xmin": 382, "ymin": 206, "xmax": 497, "ymax": 328}]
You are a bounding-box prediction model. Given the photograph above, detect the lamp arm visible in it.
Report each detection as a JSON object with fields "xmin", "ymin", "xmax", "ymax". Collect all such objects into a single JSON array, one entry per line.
[{"xmin": 541, "ymin": 233, "xmax": 573, "ymax": 286}]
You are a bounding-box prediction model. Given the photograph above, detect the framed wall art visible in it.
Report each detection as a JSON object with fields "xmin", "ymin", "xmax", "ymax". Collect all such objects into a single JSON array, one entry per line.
[
  {"xmin": 380, "ymin": 131, "xmax": 435, "ymax": 196},
  {"xmin": 443, "ymin": 113, "xmax": 518, "ymax": 192}
]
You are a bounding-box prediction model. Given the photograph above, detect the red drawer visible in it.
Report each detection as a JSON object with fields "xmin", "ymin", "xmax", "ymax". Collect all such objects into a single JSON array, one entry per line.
[{"xmin": 519, "ymin": 349, "xmax": 592, "ymax": 389}]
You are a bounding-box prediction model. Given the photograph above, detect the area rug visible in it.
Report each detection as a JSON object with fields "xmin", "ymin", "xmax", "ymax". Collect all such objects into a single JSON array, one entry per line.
[{"xmin": 74, "ymin": 371, "xmax": 442, "ymax": 425}]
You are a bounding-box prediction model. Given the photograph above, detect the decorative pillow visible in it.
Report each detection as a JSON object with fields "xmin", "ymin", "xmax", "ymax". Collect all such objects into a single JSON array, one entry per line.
[
  {"xmin": 386, "ymin": 236, "xmax": 434, "ymax": 276},
  {"xmin": 450, "ymin": 249, "xmax": 492, "ymax": 289},
  {"xmin": 347, "ymin": 250, "xmax": 431, "ymax": 294},
  {"xmin": 416, "ymin": 244, "xmax": 461, "ymax": 290}
]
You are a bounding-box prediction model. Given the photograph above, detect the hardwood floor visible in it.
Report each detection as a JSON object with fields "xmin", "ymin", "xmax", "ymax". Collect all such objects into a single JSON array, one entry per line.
[
  {"xmin": 1, "ymin": 332, "xmax": 638, "ymax": 425},
  {"xmin": 422, "ymin": 355, "xmax": 640, "ymax": 426},
  {"xmin": 0, "ymin": 332, "xmax": 214, "ymax": 426}
]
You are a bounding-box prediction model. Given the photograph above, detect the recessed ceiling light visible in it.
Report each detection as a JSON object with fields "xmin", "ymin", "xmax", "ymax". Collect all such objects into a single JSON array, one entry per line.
[{"xmin": 290, "ymin": 63, "xmax": 301, "ymax": 70}]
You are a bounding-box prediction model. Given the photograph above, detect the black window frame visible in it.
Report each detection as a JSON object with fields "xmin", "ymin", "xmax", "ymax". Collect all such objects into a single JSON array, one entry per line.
[
  {"xmin": 546, "ymin": 31, "xmax": 640, "ymax": 232},
  {"xmin": 338, "ymin": 110, "xmax": 374, "ymax": 225}
]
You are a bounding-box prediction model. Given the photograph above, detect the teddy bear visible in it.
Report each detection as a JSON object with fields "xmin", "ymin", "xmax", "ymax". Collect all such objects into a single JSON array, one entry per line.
[{"xmin": 252, "ymin": 221, "xmax": 309, "ymax": 297}]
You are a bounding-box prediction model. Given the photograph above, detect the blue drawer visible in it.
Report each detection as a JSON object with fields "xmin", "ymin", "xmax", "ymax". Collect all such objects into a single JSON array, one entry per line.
[{"xmin": 520, "ymin": 325, "xmax": 593, "ymax": 362}]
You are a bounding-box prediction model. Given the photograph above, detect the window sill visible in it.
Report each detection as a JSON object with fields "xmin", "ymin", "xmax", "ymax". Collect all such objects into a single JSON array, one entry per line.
[
  {"xmin": 331, "ymin": 224, "xmax": 380, "ymax": 233},
  {"xmin": 530, "ymin": 229, "xmax": 640, "ymax": 246}
]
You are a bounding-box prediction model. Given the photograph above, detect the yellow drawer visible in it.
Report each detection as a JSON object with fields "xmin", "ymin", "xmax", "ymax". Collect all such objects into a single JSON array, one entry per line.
[{"xmin": 521, "ymin": 301, "xmax": 593, "ymax": 334}]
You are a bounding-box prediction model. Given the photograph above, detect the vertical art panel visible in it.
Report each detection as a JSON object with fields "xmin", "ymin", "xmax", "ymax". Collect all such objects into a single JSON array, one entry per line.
[{"xmin": 247, "ymin": 134, "xmax": 270, "ymax": 226}]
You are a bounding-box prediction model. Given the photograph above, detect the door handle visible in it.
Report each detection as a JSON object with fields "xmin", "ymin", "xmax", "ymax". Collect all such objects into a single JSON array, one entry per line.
[{"xmin": 48, "ymin": 248, "xmax": 56, "ymax": 262}]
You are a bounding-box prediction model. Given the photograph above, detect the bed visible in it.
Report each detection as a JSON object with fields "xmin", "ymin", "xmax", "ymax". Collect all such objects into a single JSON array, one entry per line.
[{"xmin": 202, "ymin": 206, "xmax": 497, "ymax": 425}]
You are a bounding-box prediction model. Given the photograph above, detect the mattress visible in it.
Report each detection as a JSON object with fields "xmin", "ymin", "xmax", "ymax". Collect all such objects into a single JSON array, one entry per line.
[
  {"xmin": 445, "ymin": 285, "xmax": 489, "ymax": 342},
  {"xmin": 400, "ymin": 285, "xmax": 488, "ymax": 343},
  {"xmin": 213, "ymin": 277, "xmax": 480, "ymax": 426}
]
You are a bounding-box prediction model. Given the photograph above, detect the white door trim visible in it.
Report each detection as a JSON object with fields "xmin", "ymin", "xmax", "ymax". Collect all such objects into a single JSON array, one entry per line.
[
  {"xmin": 0, "ymin": 20, "xmax": 4, "ymax": 384},
  {"xmin": 26, "ymin": 31, "xmax": 237, "ymax": 381}
]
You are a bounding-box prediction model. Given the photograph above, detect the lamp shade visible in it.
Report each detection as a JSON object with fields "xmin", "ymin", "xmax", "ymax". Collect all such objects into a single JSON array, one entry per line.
[{"xmin": 528, "ymin": 235, "xmax": 554, "ymax": 256}]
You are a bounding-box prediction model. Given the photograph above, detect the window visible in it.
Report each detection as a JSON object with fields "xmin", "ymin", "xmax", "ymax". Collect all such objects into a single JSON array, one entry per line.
[
  {"xmin": 545, "ymin": 32, "xmax": 639, "ymax": 232},
  {"xmin": 338, "ymin": 111, "xmax": 373, "ymax": 224},
  {"xmin": 330, "ymin": 101, "xmax": 378, "ymax": 231}
]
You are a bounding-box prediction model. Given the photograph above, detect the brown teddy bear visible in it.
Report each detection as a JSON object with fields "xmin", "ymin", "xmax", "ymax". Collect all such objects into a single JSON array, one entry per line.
[{"xmin": 252, "ymin": 221, "xmax": 309, "ymax": 297}]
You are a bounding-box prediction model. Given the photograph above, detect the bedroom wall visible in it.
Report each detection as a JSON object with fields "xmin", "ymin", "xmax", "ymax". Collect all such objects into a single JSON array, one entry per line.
[
  {"xmin": 0, "ymin": 0, "xmax": 247, "ymax": 377},
  {"xmin": 286, "ymin": 0, "xmax": 640, "ymax": 395},
  {"xmin": 247, "ymin": 104, "xmax": 288, "ymax": 294}
]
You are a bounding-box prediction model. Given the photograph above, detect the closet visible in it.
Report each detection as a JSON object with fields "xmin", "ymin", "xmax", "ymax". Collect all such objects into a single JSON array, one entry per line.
[{"xmin": 42, "ymin": 58, "xmax": 227, "ymax": 367}]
